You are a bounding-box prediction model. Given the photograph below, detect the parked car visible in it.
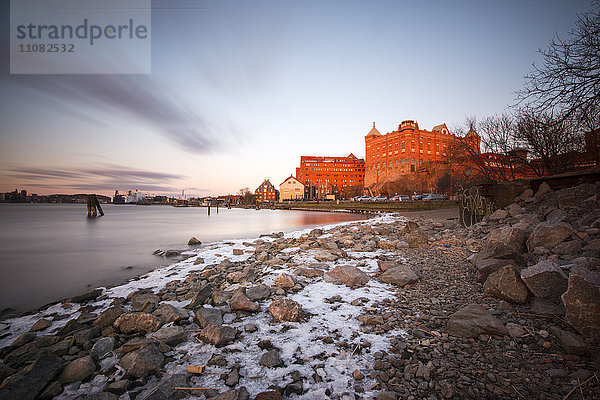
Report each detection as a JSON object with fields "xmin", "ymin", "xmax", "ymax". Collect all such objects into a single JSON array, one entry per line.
[
  {"xmin": 422, "ymin": 194, "xmax": 448, "ymax": 201},
  {"xmin": 353, "ymin": 196, "xmax": 371, "ymax": 202},
  {"xmin": 372, "ymin": 195, "xmax": 388, "ymax": 201},
  {"xmin": 412, "ymin": 194, "xmax": 427, "ymax": 201},
  {"xmin": 392, "ymin": 195, "xmax": 410, "ymax": 201}
]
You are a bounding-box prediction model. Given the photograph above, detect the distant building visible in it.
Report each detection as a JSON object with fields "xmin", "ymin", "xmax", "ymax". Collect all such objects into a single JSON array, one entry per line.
[
  {"xmin": 279, "ymin": 175, "xmax": 304, "ymax": 201},
  {"xmin": 255, "ymin": 179, "xmax": 279, "ymax": 202},
  {"xmin": 295, "ymin": 154, "xmax": 365, "ymax": 200},
  {"xmin": 365, "ymin": 121, "xmax": 473, "ymax": 187},
  {"xmin": 113, "ymin": 190, "xmax": 145, "ymax": 204}
]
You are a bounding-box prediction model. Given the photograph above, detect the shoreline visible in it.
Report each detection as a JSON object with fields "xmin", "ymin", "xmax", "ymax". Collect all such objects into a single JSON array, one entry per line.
[{"xmin": 1, "ymin": 193, "xmax": 598, "ymax": 399}]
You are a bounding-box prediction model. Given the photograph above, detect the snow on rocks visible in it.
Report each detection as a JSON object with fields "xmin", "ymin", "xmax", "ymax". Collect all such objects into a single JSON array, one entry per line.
[{"xmin": 1, "ymin": 202, "xmax": 600, "ymax": 399}]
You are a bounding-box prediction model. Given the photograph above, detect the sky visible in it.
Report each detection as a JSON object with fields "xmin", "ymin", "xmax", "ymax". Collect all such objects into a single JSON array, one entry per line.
[{"xmin": 0, "ymin": 0, "xmax": 594, "ymax": 197}]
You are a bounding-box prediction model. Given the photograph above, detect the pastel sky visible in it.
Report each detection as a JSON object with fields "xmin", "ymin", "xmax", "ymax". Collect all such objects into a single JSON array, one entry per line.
[{"xmin": 0, "ymin": 0, "xmax": 594, "ymax": 197}]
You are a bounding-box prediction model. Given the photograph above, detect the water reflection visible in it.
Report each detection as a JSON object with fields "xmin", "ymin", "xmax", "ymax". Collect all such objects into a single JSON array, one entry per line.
[{"xmin": 0, "ymin": 204, "xmax": 366, "ymax": 312}]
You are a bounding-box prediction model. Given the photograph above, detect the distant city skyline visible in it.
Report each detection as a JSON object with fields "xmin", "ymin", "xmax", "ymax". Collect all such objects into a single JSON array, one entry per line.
[{"xmin": 0, "ymin": 0, "xmax": 594, "ymax": 197}]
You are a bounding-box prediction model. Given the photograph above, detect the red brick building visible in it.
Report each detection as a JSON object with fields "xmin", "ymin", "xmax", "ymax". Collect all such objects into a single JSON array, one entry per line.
[
  {"xmin": 295, "ymin": 154, "xmax": 365, "ymax": 199},
  {"xmin": 365, "ymin": 120, "xmax": 480, "ymax": 187},
  {"xmin": 255, "ymin": 179, "xmax": 278, "ymax": 202}
]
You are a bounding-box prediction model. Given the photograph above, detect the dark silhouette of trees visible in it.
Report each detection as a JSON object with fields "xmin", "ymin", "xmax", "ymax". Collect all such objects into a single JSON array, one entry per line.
[{"xmin": 516, "ymin": 2, "xmax": 600, "ymax": 131}]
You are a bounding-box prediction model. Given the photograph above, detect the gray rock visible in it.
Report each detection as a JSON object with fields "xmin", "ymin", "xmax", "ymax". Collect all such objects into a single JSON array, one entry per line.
[
  {"xmin": 475, "ymin": 258, "xmax": 516, "ymax": 283},
  {"xmin": 530, "ymin": 297, "xmax": 565, "ymax": 316},
  {"xmin": 141, "ymin": 373, "xmax": 188, "ymax": 400},
  {"xmin": 194, "ymin": 307, "xmax": 223, "ymax": 328},
  {"xmin": 487, "ymin": 225, "xmax": 528, "ymax": 254},
  {"xmin": 67, "ymin": 288, "xmax": 103, "ymax": 304},
  {"xmin": 445, "ymin": 304, "xmax": 507, "ymax": 338},
  {"xmin": 561, "ymin": 266, "xmax": 600, "ymax": 337},
  {"xmin": 259, "ymin": 349, "xmax": 283, "ymax": 368},
  {"xmin": 324, "ymin": 265, "xmax": 369, "ymax": 287},
  {"xmin": 185, "ymin": 284, "xmax": 213, "ymax": 310},
  {"xmin": 520, "ymin": 260, "xmax": 568, "ymax": 303},
  {"xmin": 245, "ymin": 284, "xmax": 270, "ymax": 301},
  {"xmin": 0, "ymin": 354, "xmax": 63, "ymax": 400},
  {"xmin": 151, "ymin": 325, "xmax": 187, "ymax": 346},
  {"xmin": 526, "ymin": 221, "xmax": 573, "ymax": 251},
  {"xmin": 379, "ymin": 265, "xmax": 419, "ymax": 287},
  {"xmin": 10, "ymin": 332, "xmax": 35, "ymax": 347},
  {"xmin": 152, "ymin": 304, "xmax": 189, "ymax": 325},
  {"xmin": 91, "ymin": 337, "xmax": 114, "ymax": 361},
  {"xmin": 120, "ymin": 344, "xmax": 164, "ymax": 378},
  {"xmin": 549, "ymin": 327, "xmax": 590, "ymax": 355},
  {"xmin": 59, "ymin": 355, "xmax": 95, "ymax": 384},
  {"xmin": 483, "ymin": 264, "xmax": 529, "ymax": 304}
]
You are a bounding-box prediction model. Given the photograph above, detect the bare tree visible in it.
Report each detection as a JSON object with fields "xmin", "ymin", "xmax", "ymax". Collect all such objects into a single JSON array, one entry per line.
[
  {"xmin": 449, "ymin": 114, "xmax": 538, "ymax": 182},
  {"xmin": 516, "ymin": 2, "xmax": 600, "ymax": 131},
  {"xmin": 238, "ymin": 187, "xmax": 255, "ymax": 205},
  {"xmin": 514, "ymin": 109, "xmax": 586, "ymax": 175}
]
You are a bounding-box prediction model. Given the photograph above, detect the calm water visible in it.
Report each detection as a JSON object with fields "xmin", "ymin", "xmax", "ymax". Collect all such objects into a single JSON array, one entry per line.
[{"xmin": 0, "ymin": 204, "xmax": 365, "ymax": 312}]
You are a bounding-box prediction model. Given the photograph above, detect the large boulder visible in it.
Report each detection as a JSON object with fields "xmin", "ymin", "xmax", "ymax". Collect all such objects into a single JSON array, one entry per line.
[
  {"xmin": 483, "ymin": 265, "xmax": 529, "ymax": 304},
  {"xmin": 445, "ymin": 304, "xmax": 507, "ymax": 338},
  {"xmin": 475, "ymin": 258, "xmax": 517, "ymax": 283},
  {"xmin": 561, "ymin": 266, "xmax": 600, "ymax": 338},
  {"xmin": 229, "ymin": 288, "xmax": 260, "ymax": 312},
  {"xmin": 114, "ymin": 313, "xmax": 161, "ymax": 334},
  {"xmin": 198, "ymin": 324, "xmax": 238, "ymax": 347},
  {"xmin": 91, "ymin": 337, "xmax": 114, "ymax": 361},
  {"xmin": 93, "ymin": 306, "xmax": 125, "ymax": 328},
  {"xmin": 379, "ymin": 266, "xmax": 419, "ymax": 287},
  {"xmin": 269, "ymin": 298, "xmax": 303, "ymax": 322},
  {"xmin": 0, "ymin": 354, "xmax": 63, "ymax": 400},
  {"xmin": 526, "ymin": 222, "xmax": 573, "ymax": 251},
  {"xmin": 120, "ymin": 344, "xmax": 164, "ymax": 378},
  {"xmin": 324, "ymin": 265, "xmax": 369, "ymax": 287},
  {"xmin": 59, "ymin": 355, "xmax": 95, "ymax": 384},
  {"xmin": 487, "ymin": 225, "xmax": 528, "ymax": 254},
  {"xmin": 520, "ymin": 260, "xmax": 568, "ymax": 303}
]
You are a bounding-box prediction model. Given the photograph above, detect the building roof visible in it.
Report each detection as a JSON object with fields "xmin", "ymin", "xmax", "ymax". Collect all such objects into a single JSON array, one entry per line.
[
  {"xmin": 465, "ymin": 126, "xmax": 479, "ymax": 138},
  {"xmin": 366, "ymin": 122, "xmax": 382, "ymax": 137},
  {"xmin": 280, "ymin": 175, "xmax": 303, "ymax": 186},
  {"xmin": 432, "ymin": 123, "xmax": 448, "ymax": 132}
]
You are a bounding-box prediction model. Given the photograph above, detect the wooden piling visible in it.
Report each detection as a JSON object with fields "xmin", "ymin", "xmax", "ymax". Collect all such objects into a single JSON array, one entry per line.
[{"xmin": 86, "ymin": 194, "xmax": 104, "ymax": 217}]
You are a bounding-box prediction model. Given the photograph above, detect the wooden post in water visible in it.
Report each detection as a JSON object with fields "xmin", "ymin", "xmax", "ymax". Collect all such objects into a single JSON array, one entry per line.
[
  {"xmin": 208, "ymin": 203, "xmax": 211, "ymax": 216},
  {"xmin": 216, "ymin": 203, "xmax": 219, "ymax": 213},
  {"xmin": 86, "ymin": 194, "xmax": 104, "ymax": 217}
]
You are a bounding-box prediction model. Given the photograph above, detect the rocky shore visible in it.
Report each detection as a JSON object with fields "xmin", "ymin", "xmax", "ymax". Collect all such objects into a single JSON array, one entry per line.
[{"xmin": 0, "ymin": 183, "xmax": 598, "ymax": 400}]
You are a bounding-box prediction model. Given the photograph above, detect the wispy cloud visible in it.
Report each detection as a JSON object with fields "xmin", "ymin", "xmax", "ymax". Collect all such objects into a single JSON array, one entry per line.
[
  {"xmin": 7, "ymin": 75, "xmax": 222, "ymax": 153},
  {"xmin": 4, "ymin": 164, "xmax": 191, "ymax": 194}
]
